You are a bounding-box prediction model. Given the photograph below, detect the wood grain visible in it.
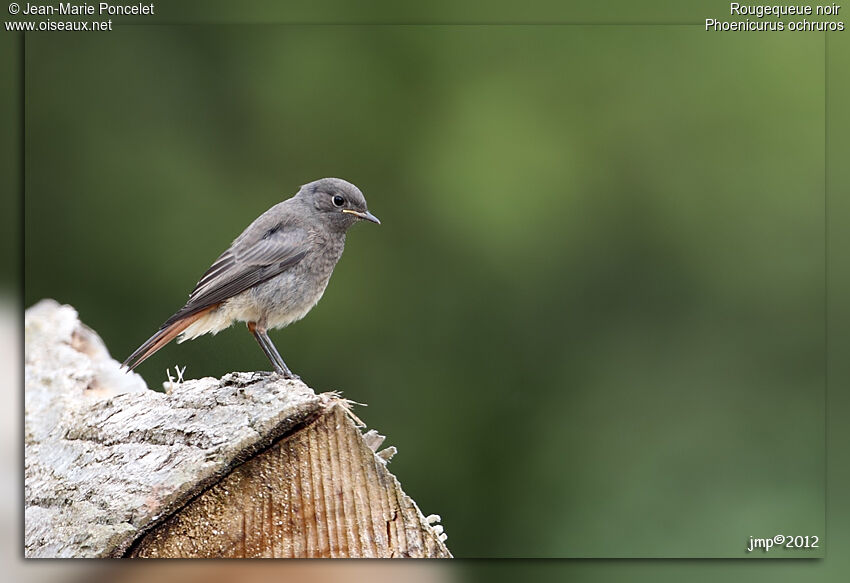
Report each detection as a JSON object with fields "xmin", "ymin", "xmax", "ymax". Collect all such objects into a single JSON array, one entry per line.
[{"xmin": 129, "ymin": 405, "xmax": 450, "ymax": 558}]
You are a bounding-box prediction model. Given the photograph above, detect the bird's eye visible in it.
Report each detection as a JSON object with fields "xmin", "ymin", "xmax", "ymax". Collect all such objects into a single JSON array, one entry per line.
[{"xmin": 332, "ymin": 194, "xmax": 345, "ymax": 207}]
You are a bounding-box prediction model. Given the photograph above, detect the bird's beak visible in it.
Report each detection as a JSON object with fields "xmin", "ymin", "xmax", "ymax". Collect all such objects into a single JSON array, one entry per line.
[{"xmin": 342, "ymin": 209, "xmax": 381, "ymax": 225}]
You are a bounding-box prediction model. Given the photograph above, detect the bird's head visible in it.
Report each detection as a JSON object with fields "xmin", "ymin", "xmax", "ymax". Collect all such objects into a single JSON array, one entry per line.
[{"xmin": 298, "ymin": 177, "xmax": 380, "ymax": 232}]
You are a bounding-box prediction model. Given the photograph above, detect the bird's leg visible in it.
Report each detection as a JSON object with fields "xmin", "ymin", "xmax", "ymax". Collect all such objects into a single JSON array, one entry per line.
[
  {"xmin": 260, "ymin": 330, "xmax": 298, "ymax": 379},
  {"xmin": 247, "ymin": 322, "xmax": 297, "ymax": 379}
]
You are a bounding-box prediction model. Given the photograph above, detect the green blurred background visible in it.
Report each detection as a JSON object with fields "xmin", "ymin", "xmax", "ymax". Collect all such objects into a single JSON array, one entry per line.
[{"xmin": 21, "ymin": 17, "xmax": 827, "ymax": 559}]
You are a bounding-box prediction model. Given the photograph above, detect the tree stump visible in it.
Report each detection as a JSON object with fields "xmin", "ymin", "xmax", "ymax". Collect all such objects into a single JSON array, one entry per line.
[{"xmin": 24, "ymin": 299, "xmax": 450, "ymax": 558}]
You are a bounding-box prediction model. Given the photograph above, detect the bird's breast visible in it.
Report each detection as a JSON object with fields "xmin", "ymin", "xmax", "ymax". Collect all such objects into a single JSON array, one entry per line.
[{"xmin": 250, "ymin": 234, "xmax": 346, "ymax": 329}]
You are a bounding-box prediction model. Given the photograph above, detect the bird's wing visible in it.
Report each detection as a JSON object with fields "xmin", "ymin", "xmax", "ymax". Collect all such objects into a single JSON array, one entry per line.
[{"xmin": 163, "ymin": 218, "xmax": 310, "ymax": 326}]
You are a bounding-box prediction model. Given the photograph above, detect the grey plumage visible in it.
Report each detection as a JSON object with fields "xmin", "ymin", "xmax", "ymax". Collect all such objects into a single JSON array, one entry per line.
[{"xmin": 123, "ymin": 177, "xmax": 380, "ymax": 378}]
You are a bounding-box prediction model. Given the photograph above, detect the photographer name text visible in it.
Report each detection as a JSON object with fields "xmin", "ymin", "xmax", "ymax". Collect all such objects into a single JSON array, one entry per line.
[{"xmin": 16, "ymin": 2, "xmax": 153, "ymax": 16}]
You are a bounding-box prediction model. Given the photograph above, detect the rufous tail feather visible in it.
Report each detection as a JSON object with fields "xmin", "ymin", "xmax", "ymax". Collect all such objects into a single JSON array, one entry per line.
[{"xmin": 122, "ymin": 306, "xmax": 215, "ymax": 371}]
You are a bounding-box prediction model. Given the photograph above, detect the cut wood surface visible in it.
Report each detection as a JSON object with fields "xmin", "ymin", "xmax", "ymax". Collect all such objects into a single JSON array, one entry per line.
[
  {"xmin": 25, "ymin": 299, "xmax": 450, "ymax": 558},
  {"xmin": 130, "ymin": 405, "xmax": 448, "ymax": 558}
]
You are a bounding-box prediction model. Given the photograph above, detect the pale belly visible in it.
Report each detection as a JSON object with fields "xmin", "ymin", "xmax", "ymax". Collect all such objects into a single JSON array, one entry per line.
[{"xmin": 177, "ymin": 269, "xmax": 333, "ymax": 342}]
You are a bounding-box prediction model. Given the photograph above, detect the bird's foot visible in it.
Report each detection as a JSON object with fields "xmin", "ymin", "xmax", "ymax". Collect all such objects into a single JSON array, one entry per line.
[{"xmin": 273, "ymin": 369, "xmax": 301, "ymax": 381}]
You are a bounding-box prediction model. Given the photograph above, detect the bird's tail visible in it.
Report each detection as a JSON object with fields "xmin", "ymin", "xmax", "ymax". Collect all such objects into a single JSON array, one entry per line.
[{"xmin": 122, "ymin": 307, "xmax": 214, "ymax": 371}]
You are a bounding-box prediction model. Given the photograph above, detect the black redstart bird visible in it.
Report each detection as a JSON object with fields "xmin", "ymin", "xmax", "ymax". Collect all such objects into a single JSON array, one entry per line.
[{"xmin": 122, "ymin": 177, "xmax": 380, "ymax": 379}]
